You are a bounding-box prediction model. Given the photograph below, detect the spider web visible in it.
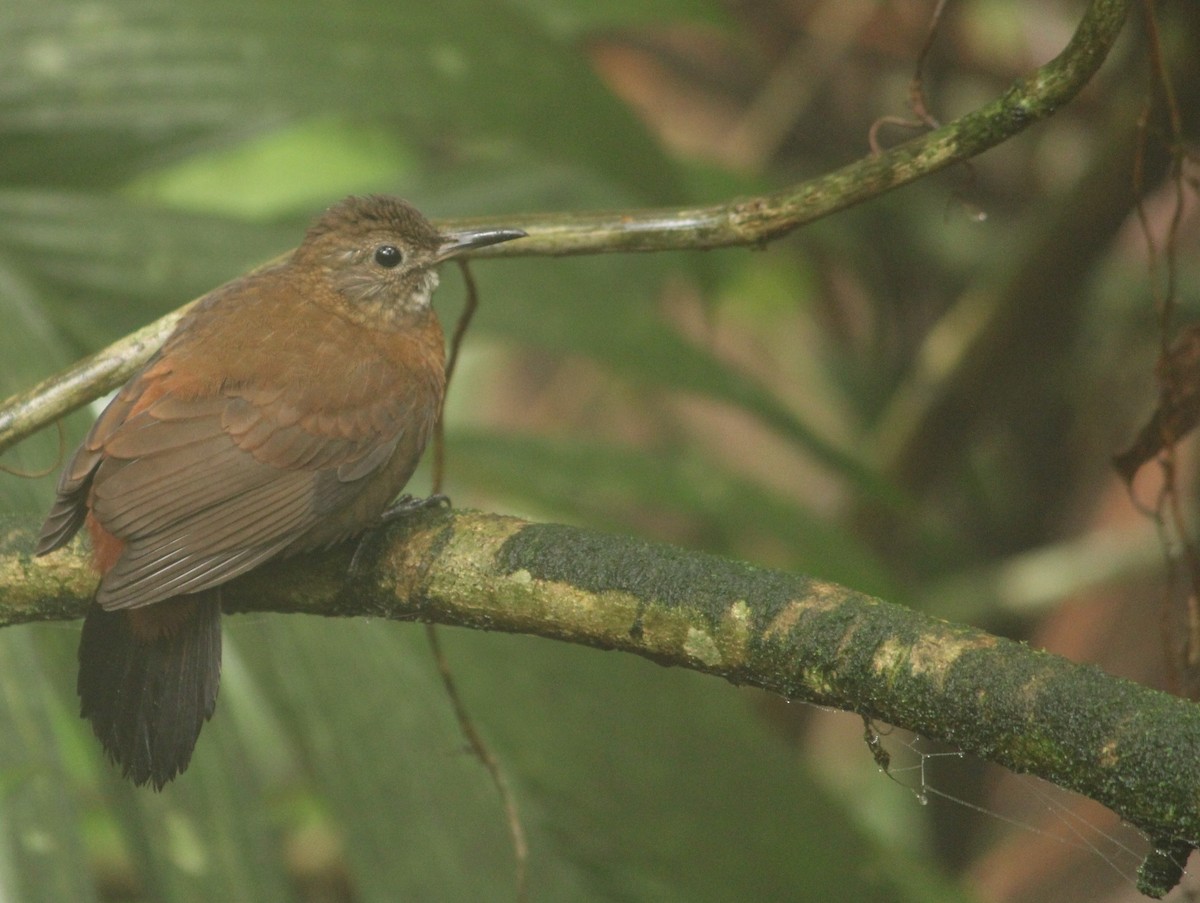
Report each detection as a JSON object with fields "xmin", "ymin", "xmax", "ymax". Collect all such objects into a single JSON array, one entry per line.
[{"xmin": 851, "ymin": 715, "xmax": 1197, "ymax": 901}]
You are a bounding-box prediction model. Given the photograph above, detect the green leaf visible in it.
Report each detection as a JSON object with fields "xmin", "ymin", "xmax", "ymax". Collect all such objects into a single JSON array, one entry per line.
[
  {"xmin": 94, "ymin": 704, "xmax": 292, "ymax": 902},
  {"xmin": 440, "ymin": 254, "xmax": 903, "ymax": 506},
  {"xmin": 507, "ymin": 0, "xmax": 732, "ymax": 35},
  {"xmin": 0, "ymin": 190, "xmax": 297, "ymax": 345},
  {"xmin": 436, "ymin": 627, "xmax": 962, "ymax": 901},
  {"xmin": 4, "ymin": 0, "xmax": 680, "ymax": 203},
  {"xmin": 0, "ymin": 255, "xmax": 79, "ymax": 510},
  {"xmin": 233, "ymin": 618, "xmax": 519, "ymax": 899},
  {"xmin": 230, "ymin": 614, "xmax": 948, "ymax": 900},
  {"xmin": 0, "ymin": 629, "xmax": 95, "ymax": 903},
  {"xmin": 126, "ymin": 119, "xmax": 422, "ymax": 219},
  {"xmin": 445, "ymin": 431, "xmax": 898, "ymax": 597}
]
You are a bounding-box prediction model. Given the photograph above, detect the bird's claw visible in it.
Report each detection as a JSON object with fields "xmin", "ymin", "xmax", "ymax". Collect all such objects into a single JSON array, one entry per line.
[
  {"xmin": 380, "ymin": 493, "xmax": 450, "ymax": 523},
  {"xmin": 348, "ymin": 494, "xmax": 451, "ymax": 579}
]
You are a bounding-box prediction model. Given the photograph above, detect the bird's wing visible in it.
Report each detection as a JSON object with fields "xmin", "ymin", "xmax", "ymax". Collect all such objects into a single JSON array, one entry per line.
[
  {"xmin": 79, "ymin": 356, "xmax": 437, "ymax": 611},
  {"xmin": 35, "ymin": 358, "xmax": 166, "ymax": 556}
]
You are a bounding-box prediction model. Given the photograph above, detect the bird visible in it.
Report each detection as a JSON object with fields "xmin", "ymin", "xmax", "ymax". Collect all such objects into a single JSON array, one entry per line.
[{"xmin": 35, "ymin": 195, "xmax": 525, "ymax": 788}]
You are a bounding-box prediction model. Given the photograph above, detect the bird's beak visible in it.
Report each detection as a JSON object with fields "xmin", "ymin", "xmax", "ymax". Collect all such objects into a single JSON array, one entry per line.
[{"xmin": 437, "ymin": 227, "xmax": 526, "ymax": 262}]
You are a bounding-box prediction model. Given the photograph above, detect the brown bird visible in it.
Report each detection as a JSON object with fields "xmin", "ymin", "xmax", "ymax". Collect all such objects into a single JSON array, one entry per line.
[{"xmin": 35, "ymin": 196, "xmax": 525, "ymax": 788}]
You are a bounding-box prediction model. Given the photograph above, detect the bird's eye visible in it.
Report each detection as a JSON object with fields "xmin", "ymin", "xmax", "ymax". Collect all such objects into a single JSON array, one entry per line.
[{"xmin": 373, "ymin": 245, "xmax": 403, "ymax": 268}]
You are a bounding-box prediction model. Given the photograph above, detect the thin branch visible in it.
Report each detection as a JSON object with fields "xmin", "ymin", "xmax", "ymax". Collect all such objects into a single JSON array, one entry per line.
[
  {"xmin": 424, "ymin": 622, "xmax": 528, "ymax": 902},
  {"xmin": 0, "ymin": 0, "xmax": 1131, "ymax": 457},
  {"xmin": 867, "ymin": 0, "xmax": 949, "ymax": 153},
  {"xmin": 431, "ymin": 259, "xmax": 480, "ymax": 492},
  {"xmin": 3, "ymin": 505, "xmax": 1194, "ymax": 897},
  {"xmin": 428, "ymin": 260, "xmax": 527, "ymax": 901}
]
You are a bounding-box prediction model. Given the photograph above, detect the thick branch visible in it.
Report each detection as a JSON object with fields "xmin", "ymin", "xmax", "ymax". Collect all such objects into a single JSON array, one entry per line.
[
  {"xmin": 0, "ymin": 0, "xmax": 1131, "ymax": 456},
  {"xmin": 4, "ymin": 506, "xmax": 1195, "ymax": 896}
]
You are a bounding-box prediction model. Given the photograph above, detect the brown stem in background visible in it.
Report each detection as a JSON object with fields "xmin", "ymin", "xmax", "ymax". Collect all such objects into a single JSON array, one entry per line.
[
  {"xmin": 1129, "ymin": 0, "xmax": 1198, "ymax": 695},
  {"xmin": 867, "ymin": 0, "xmax": 948, "ymax": 153},
  {"xmin": 428, "ymin": 259, "xmax": 527, "ymax": 901},
  {"xmin": 0, "ymin": 419, "xmax": 63, "ymax": 478},
  {"xmin": 431, "ymin": 259, "xmax": 481, "ymax": 495},
  {"xmin": 424, "ymin": 622, "xmax": 529, "ymax": 902}
]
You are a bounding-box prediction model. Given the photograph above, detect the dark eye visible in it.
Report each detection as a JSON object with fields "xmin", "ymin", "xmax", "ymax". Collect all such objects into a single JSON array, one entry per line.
[{"xmin": 373, "ymin": 244, "xmax": 402, "ymax": 268}]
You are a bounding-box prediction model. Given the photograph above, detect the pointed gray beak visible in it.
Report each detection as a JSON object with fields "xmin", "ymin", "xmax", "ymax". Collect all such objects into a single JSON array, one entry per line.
[{"xmin": 437, "ymin": 227, "xmax": 526, "ymax": 261}]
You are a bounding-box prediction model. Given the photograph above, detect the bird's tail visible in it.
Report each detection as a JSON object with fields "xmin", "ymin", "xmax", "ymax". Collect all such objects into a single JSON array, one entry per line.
[{"xmin": 77, "ymin": 592, "xmax": 222, "ymax": 789}]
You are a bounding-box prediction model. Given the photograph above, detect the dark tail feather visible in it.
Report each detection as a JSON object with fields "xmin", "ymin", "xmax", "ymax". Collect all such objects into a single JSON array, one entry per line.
[{"xmin": 77, "ymin": 593, "xmax": 222, "ymax": 789}]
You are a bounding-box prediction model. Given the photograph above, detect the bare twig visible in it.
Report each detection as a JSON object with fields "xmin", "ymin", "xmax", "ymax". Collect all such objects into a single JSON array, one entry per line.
[{"xmin": 427, "ymin": 259, "xmax": 528, "ymax": 901}]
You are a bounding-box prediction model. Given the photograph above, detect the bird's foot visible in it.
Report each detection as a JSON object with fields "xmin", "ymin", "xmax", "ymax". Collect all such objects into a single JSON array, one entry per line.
[
  {"xmin": 348, "ymin": 494, "xmax": 451, "ymax": 578},
  {"xmin": 380, "ymin": 493, "xmax": 450, "ymax": 523}
]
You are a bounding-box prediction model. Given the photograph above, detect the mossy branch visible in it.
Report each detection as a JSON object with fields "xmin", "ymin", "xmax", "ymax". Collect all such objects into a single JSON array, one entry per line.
[
  {"xmin": 4, "ymin": 506, "xmax": 1194, "ymax": 898},
  {"xmin": 0, "ymin": 0, "xmax": 1130, "ymax": 456}
]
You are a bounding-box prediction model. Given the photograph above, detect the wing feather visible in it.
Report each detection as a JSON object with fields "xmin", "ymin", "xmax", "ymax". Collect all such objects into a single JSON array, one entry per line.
[
  {"xmin": 99, "ymin": 474, "xmax": 318, "ymax": 608},
  {"xmin": 86, "ymin": 382, "xmax": 428, "ymax": 610}
]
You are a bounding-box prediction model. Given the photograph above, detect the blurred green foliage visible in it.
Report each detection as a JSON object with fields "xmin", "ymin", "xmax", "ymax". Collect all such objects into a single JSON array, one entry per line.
[
  {"xmin": 2, "ymin": 0, "xmax": 1192, "ymax": 900},
  {"xmin": 0, "ymin": 1, "xmax": 944, "ymax": 900}
]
